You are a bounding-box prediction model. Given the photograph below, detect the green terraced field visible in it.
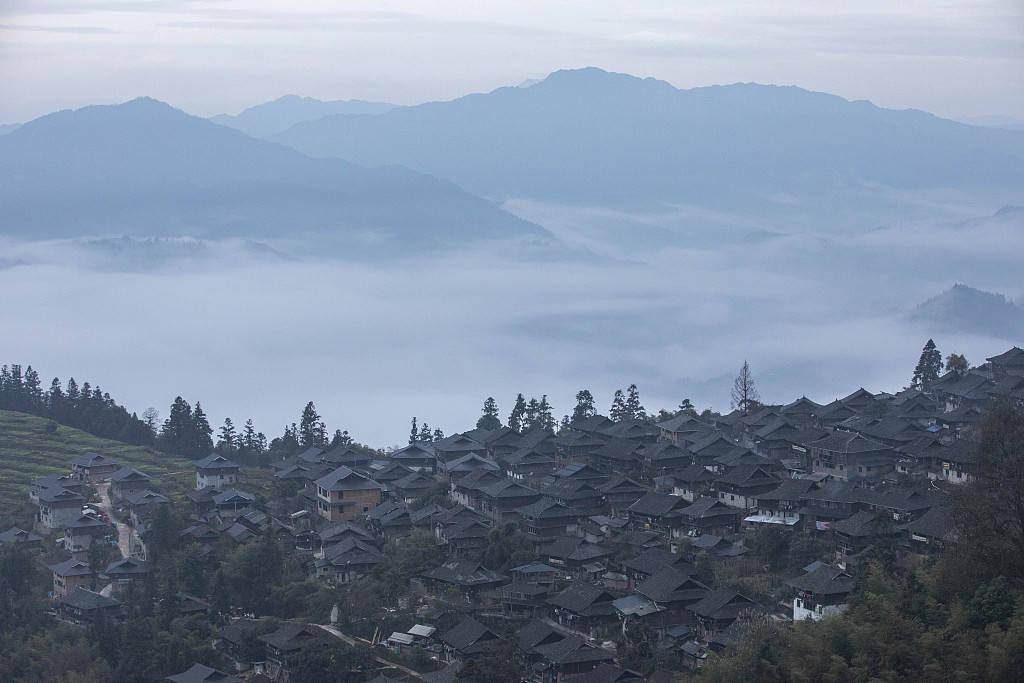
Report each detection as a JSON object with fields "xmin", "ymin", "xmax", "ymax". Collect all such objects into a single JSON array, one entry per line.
[{"xmin": 0, "ymin": 410, "xmax": 195, "ymax": 519}]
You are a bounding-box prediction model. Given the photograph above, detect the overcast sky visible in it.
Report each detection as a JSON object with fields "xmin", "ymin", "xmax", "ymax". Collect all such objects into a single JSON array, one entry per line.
[{"xmin": 1, "ymin": 0, "xmax": 1022, "ymax": 124}]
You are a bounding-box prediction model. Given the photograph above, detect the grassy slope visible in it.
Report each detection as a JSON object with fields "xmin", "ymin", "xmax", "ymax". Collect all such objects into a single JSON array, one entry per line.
[{"xmin": 0, "ymin": 409, "xmax": 195, "ymax": 518}]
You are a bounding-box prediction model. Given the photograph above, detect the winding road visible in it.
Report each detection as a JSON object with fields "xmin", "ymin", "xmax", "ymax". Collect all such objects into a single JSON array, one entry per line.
[{"xmin": 96, "ymin": 483, "xmax": 131, "ymax": 559}]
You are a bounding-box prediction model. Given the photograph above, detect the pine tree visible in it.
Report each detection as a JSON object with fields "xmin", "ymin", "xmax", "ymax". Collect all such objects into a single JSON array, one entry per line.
[
  {"xmin": 217, "ymin": 417, "xmax": 237, "ymax": 454},
  {"xmin": 572, "ymin": 390, "xmax": 596, "ymax": 423},
  {"xmin": 419, "ymin": 422, "xmax": 433, "ymax": 442},
  {"xmin": 432, "ymin": 427, "xmax": 445, "ymax": 441},
  {"xmin": 23, "ymin": 366, "xmax": 42, "ymax": 410},
  {"xmin": 160, "ymin": 396, "xmax": 193, "ymax": 454},
  {"xmin": 240, "ymin": 419, "xmax": 258, "ymax": 452},
  {"xmin": 508, "ymin": 394, "xmax": 527, "ymax": 432},
  {"xmin": 7, "ymin": 364, "xmax": 24, "ymax": 410},
  {"xmin": 537, "ymin": 395, "xmax": 555, "ymax": 431},
  {"xmin": 610, "ymin": 390, "xmax": 626, "ymax": 421},
  {"xmin": 525, "ymin": 397, "xmax": 541, "ymax": 429},
  {"xmin": 66, "ymin": 377, "xmax": 80, "ymax": 405},
  {"xmin": 624, "ymin": 384, "xmax": 645, "ymax": 420},
  {"xmin": 409, "ymin": 417, "xmax": 419, "ymax": 444},
  {"xmin": 477, "ymin": 397, "xmax": 502, "ymax": 431},
  {"xmin": 678, "ymin": 398, "xmax": 697, "ymax": 416},
  {"xmin": 47, "ymin": 377, "xmax": 65, "ymax": 420},
  {"xmin": 299, "ymin": 401, "xmax": 323, "ymax": 448},
  {"xmin": 191, "ymin": 402, "xmax": 214, "ymax": 456},
  {"xmin": 731, "ymin": 360, "xmax": 760, "ymax": 414},
  {"xmin": 911, "ymin": 339, "xmax": 943, "ymax": 389}
]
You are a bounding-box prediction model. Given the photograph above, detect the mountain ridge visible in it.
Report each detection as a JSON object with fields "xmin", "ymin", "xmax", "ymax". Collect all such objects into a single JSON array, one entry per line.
[
  {"xmin": 910, "ymin": 283, "xmax": 1024, "ymax": 340},
  {"xmin": 0, "ymin": 97, "xmax": 552, "ymax": 250},
  {"xmin": 210, "ymin": 94, "xmax": 397, "ymax": 137},
  {"xmin": 272, "ymin": 67, "xmax": 1024, "ymax": 217}
]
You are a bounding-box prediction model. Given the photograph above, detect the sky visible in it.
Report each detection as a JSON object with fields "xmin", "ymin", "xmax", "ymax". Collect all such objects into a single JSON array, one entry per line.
[{"xmin": 1, "ymin": 0, "xmax": 1023, "ymax": 124}]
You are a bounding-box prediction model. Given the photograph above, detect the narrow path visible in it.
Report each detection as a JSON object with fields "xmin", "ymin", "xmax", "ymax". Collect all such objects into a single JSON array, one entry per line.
[
  {"xmin": 315, "ymin": 624, "xmax": 425, "ymax": 680},
  {"xmin": 96, "ymin": 483, "xmax": 131, "ymax": 559}
]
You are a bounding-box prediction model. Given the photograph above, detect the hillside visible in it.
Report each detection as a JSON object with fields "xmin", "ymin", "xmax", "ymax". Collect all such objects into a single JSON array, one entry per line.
[
  {"xmin": 273, "ymin": 67, "xmax": 1024, "ymax": 215},
  {"xmin": 910, "ymin": 283, "xmax": 1024, "ymax": 340},
  {"xmin": 0, "ymin": 97, "xmax": 552, "ymax": 250},
  {"xmin": 0, "ymin": 410, "xmax": 193, "ymax": 519},
  {"xmin": 211, "ymin": 94, "xmax": 397, "ymax": 137}
]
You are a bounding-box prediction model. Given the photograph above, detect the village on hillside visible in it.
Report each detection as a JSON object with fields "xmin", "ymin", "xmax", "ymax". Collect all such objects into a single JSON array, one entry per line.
[{"xmin": 3, "ymin": 344, "xmax": 1024, "ymax": 683}]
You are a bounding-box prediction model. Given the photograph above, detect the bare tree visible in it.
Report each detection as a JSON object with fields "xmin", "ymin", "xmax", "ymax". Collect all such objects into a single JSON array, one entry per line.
[
  {"xmin": 141, "ymin": 406, "xmax": 160, "ymax": 434},
  {"xmin": 731, "ymin": 360, "xmax": 760, "ymax": 414}
]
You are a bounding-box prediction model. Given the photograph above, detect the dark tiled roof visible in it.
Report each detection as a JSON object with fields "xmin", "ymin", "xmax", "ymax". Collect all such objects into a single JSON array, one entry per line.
[
  {"xmin": 809, "ymin": 431, "xmax": 892, "ymax": 454},
  {"xmin": 594, "ymin": 438, "xmax": 643, "ymax": 462},
  {"xmin": 623, "ymin": 548, "xmax": 694, "ymax": 576},
  {"xmin": 714, "ymin": 465, "xmax": 778, "ymax": 487},
  {"xmin": 60, "ymin": 587, "xmax": 120, "ymax": 610},
  {"xmin": 421, "ymin": 561, "xmax": 506, "ymax": 587},
  {"xmin": 535, "ymin": 635, "xmax": 615, "ymax": 665},
  {"xmin": 671, "ymin": 464, "xmax": 717, "ymax": 483},
  {"xmin": 987, "ymin": 346, "xmax": 1024, "ymax": 365},
  {"xmin": 0, "ymin": 526, "xmax": 43, "ymax": 544},
  {"xmin": 69, "ymin": 452, "xmax": 118, "ymax": 467},
  {"xmin": 166, "ymin": 663, "xmax": 243, "ymax": 683},
  {"xmin": 50, "ymin": 558, "xmax": 94, "ymax": 577},
  {"xmin": 656, "ymin": 414, "xmax": 709, "ymax": 433},
  {"xmin": 517, "ymin": 499, "xmax": 577, "ymax": 520},
  {"xmin": 548, "ymin": 582, "xmax": 616, "ymax": 616},
  {"xmin": 480, "ymin": 479, "xmax": 538, "ymax": 499},
  {"xmin": 786, "ymin": 564, "xmax": 855, "ymax": 596},
  {"xmin": 315, "ymin": 466, "xmax": 383, "ymax": 492},
  {"xmin": 687, "ymin": 589, "xmax": 758, "ymax": 620},
  {"xmin": 445, "ymin": 453, "xmax": 501, "ymax": 473},
  {"xmin": 678, "ymin": 497, "xmax": 738, "ymax": 519},
  {"xmin": 562, "ymin": 664, "xmax": 642, "ymax": 683},
  {"xmin": 438, "ymin": 617, "xmax": 500, "ymax": 652},
  {"xmin": 105, "ymin": 557, "xmax": 151, "ymax": 576},
  {"xmin": 627, "ymin": 492, "xmax": 687, "ymax": 517},
  {"xmin": 110, "ymin": 466, "xmax": 151, "ymax": 483},
  {"xmin": 637, "ymin": 567, "xmax": 708, "ymax": 603},
  {"xmin": 194, "ymin": 454, "xmax": 240, "ymax": 470},
  {"xmin": 899, "ymin": 504, "xmax": 956, "ymax": 542},
  {"xmin": 755, "ymin": 478, "xmax": 816, "ymax": 503},
  {"xmin": 390, "ymin": 443, "xmax": 437, "ymax": 459},
  {"xmin": 259, "ymin": 623, "xmax": 327, "ymax": 652},
  {"xmin": 832, "ymin": 510, "xmax": 889, "ymax": 538},
  {"xmin": 37, "ymin": 487, "xmax": 86, "ymax": 504}
]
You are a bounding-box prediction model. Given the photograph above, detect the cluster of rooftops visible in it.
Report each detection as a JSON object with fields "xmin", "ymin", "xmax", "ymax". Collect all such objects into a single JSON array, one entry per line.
[{"xmin": 6, "ymin": 346, "xmax": 1020, "ymax": 683}]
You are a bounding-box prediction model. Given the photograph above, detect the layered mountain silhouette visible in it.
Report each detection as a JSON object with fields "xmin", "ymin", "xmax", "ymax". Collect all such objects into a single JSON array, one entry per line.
[
  {"xmin": 0, "ymin": 97, "xmax": 550, "ymax": 248},
  {"xmin": 910, "ymin": 284, "xmax": 1024, "ymax": 340},
  {"xmin": 211, "ymin": 94, "xmax": 396, "ymax": 137},
  {"xmin": 273, "ymin": 67, "xmax": 1024, "ymax": 215}
]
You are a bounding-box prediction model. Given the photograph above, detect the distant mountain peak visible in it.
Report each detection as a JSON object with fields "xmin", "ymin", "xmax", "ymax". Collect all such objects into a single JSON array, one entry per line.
[
  {"xmin": 210, "ymin": 94, "xmax": 397, "ymax": 137},
  {"xmin": 272, "ymin": 66, "xmax": 1024, "ymax": 213},
  {"xmin": 0, "ymin": 95, "xmax": 552, "ymax": 250},
  {"xmin": 910, "ymin": 284, "xmax": 1024, "ymax": 340},
  {"xmin": 537, "ymin": 66, "xmax": 675, "ymax": 91}
]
